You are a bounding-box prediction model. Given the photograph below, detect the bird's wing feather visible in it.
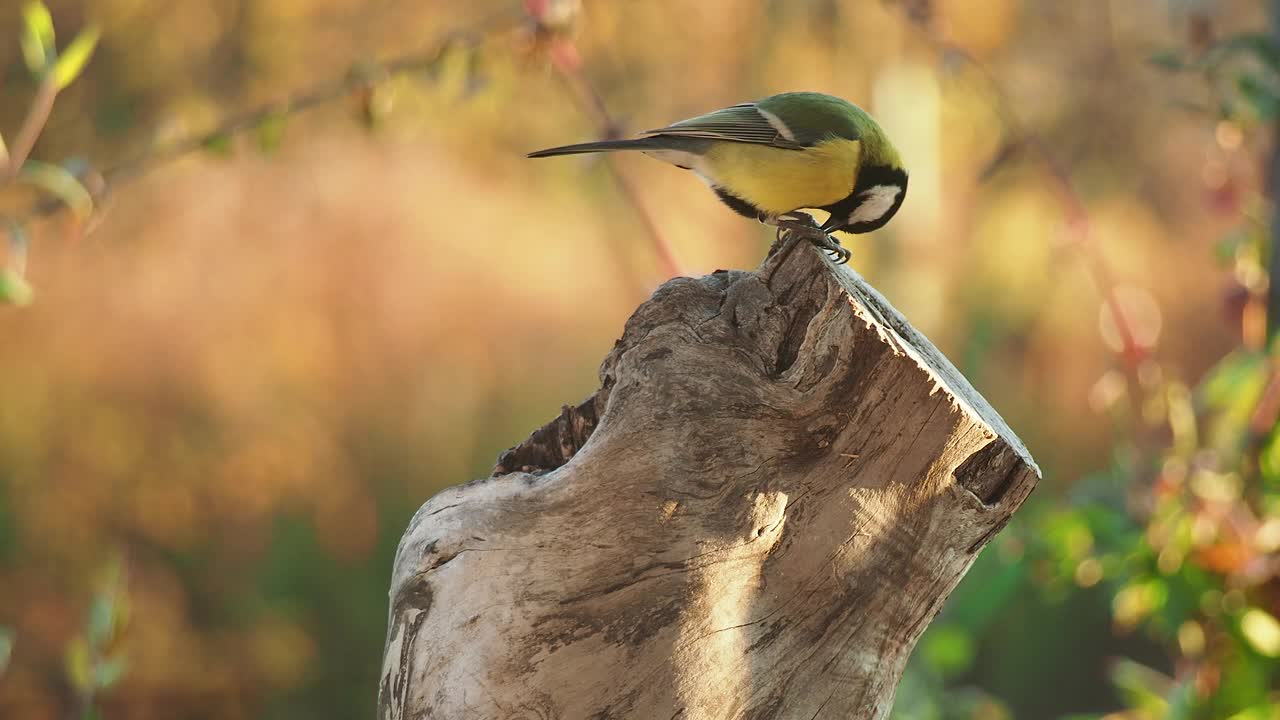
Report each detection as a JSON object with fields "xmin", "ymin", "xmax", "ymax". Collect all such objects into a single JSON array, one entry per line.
[{"xmin": 642, "ymin": 103, "xmax": 805, "ymax": 149}]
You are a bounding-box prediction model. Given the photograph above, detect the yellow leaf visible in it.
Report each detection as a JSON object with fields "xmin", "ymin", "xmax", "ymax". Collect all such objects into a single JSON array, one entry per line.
[
  {"xmin": 18, "ymin": 161, "xmax": 94, "ymax": 221},
  {"xmin": 52, "ymin": 26, "xmax": 99, "ymax": 90},
  {"xmin": 0, "ymin": 269, "xmax": 34, "ymax": 306},
  {"xmin": 19, "ymin": 1, "xmax": 55, "ymax": 74},
  {"xmin": 1241, "ymin": 608, "xmax": 1280, "ymax": 657},
  {"xmin": 64, "ymin": 636, "xmax": 92, "ymax": 692}
]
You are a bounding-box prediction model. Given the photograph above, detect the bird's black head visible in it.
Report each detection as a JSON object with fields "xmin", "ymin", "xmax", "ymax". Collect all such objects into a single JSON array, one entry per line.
[{"xmin": 824, "ymin": 166, "xmax": 909, "ymax": 235}]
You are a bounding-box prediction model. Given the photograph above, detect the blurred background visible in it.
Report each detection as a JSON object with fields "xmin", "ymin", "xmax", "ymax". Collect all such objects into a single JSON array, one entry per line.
[{"xmin": 1, "ymin": 0, "xmax": 1278, "ymax": 718}]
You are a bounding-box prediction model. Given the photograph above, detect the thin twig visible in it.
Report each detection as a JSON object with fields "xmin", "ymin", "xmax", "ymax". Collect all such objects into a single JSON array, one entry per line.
[
  {"xmin": 1, "ymin": 77, "xmax": 57, "ymax": 185},
  {"xmin": 969, "ymin": 54, "xmax": 1142, "ymax": 368},
  {"xmin": 551, "ymin": 59, "xmax": 684, "ymax": 281},
  {"xmin": 558, "ymin": 72, "xmax": 684, "ymax": 280},
  {"xmin": 17, "ymin": 11, "xmax": 522, "ymax": 221},
  {"xmin": 532, "ymin": 13, "xmax": 684, "ymax": 282},
  {"xmin": 104, "ymin": 77, "xmax": 356, "ymax": 187},
  {"xmin": 604, "ymin": 163, "xmax": 684, "ymax": 278},
  {"xmin": 104, "ymin": 28, "xmax": 509, "ymax": 189},
  {"xmin": 8, "ymin": 4, "xmax": 682, "ymax": 301},
  {"xmin": 11, "ymin": 4, "xmax": 683, "ymax": 299}
]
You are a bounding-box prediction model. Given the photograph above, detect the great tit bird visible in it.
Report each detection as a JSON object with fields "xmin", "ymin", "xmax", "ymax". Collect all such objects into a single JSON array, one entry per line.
[{"xmin": 527, "ymin": 91, "xmax": 907, "ymax": 264}]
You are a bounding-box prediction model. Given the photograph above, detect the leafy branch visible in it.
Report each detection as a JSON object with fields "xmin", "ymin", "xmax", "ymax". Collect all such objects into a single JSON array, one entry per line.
[
  {"xmin": 1147, "ymin": 7, "xmax": 1280, "ymax": 460},
  {"xmin": 9, "ymin": 5, "xmax": 526, "ymax": 226},
  {"xmin": 892, "ymin": 4, "xmax": 1280, "ymax": 716},
  {"xmin": 3, "ymin": 0, "xmax": 691, "ymax": 309},
  {"xmin": 65, "ymin": 556, "xmax": 130, "ymax": 720},
  {"xmin": 1, "ymin": 6, "xmax": 524, "ymax": 306},
  {"xmin": 0, "ymin": 1, "xmax": 100, "ymax": 305}
]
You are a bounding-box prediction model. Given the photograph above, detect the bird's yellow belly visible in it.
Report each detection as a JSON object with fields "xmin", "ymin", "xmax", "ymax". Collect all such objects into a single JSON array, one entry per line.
[{"xmin": 702, "ymin": 139, "xmax": 861, "ymax": 215}]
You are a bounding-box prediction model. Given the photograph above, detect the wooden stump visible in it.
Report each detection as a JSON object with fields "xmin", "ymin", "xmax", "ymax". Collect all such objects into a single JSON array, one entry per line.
[{"xmin": 378, "ymin": 240, "xmax": 1040, "ymax": 719}]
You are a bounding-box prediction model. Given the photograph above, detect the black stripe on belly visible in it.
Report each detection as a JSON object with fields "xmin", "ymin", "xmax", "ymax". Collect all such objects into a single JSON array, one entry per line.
[{"xmin": 713, "ymin": 186, "xmax": 766, "ymax": 221}]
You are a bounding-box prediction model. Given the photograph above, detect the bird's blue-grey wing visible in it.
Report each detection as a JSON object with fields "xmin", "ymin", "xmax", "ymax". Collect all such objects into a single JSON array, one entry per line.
[{"xmin": 642, "ymin": 103, "xmax": 805, "ymax": 149}]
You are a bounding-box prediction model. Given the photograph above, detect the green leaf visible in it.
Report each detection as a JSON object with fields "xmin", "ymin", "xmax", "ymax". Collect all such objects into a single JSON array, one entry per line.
[
  {"xmin": 87, "ymin": 593, "xmax": 114, "ymax": 647},
  {"xmin": 1200, "ymin": 350, "xmax": 1270, "ymax": 454},
  {"xmin": 5, "ymin": 219, "xmax": 29, "ymax": 262},
  {"xmin": 1202, "ymin": 351, "xmax": 1267, "ymax": 407},
  {"xmin": 94, "ymin": 653, "xmax": 127, "ymax": 689},
  {"xmin": 0, "ymin": 627, "xmax": 14, "ymax": 677},
  {"xmin": 94, "ymin": 554, "xmax": 129, "ymax": 637},
  {"xmin": 1226, "ymin": 705, "xmax": 1280, "ymax": 720},
  {"xmin": 1113, "ymin": 578, "xmax": 1169, "ymax": 628},
  {"xmin": 0, "ymin": 269, "xmax": 34, "ymax": 306},
  {"xmin": 919, "ymin": 623, "xmax": 974, "ymax": 677},
  {"xmin": 1162, "ymin": 679, "xmax": 1199, "ymax": 720},
  {"xmin": 201, "ymin": 132, "xmax": 234, "ymax": 157},
  {"xmin": 942, "ymin": 543, "xmax": 1026, "ymax": 632},
  {"xmin": 20, "ymin": 1, "xmax": 55, "ymax": 74},
  {"xmin": 252, "ymin": 112, "xmax": 288, "ymax": 155},
  {"xmin": 1240, "ymin": 608, "xmax": 1280, "ymax": 657},
  {"xmin": 1219, "ymin": 97, "xmax": 1238, "ymax": 121},
  {"xmin": 52, "ymin": 26, "xmax": 99, "ymax": 90},
  {"xmin": 1149, "ymin": 49, "xmax": 1188, "ymax": 72},
  {"xmin": 1214, "ymin": 227, "xmax": 1250, "ymax": 265},
  {"xmin": 1210, "ymin": 33, "xmax": 1280, "ymax": 73},
  {"xmin": 18, "ymin": 161, "xmax": 94, "ymax": 221},
  {"xmin": 1260, "ymin": 429, "xmax": 1280, "ymax": 486},
  {"xmin": 1238, "ymin": 72, "xmax": 1280, "ymax": 121},
  {"xmin": 64, "ymin": 636, "xmax": 92, "ymax": 693},
  {"xmin": 1109, "ymin": 658, "xmax": 1172, "ymax": 713}
]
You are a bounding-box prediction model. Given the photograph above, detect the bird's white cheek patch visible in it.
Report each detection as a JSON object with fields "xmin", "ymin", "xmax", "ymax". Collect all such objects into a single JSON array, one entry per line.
[{"xmin": 848, "ymin": 185, "xmax": 902, "ymax": 225}]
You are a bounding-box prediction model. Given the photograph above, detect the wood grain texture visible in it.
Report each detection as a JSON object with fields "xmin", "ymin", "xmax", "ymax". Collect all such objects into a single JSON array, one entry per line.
[{"xmin": 379, "ymin": 239, "xmax": 1040, "ymax": 719}]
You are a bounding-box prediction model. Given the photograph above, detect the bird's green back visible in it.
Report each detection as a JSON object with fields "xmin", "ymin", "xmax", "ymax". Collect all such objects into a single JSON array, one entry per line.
[{"xmin": 755, "ymin": 92, "xmax": 902, "ymax": 169}]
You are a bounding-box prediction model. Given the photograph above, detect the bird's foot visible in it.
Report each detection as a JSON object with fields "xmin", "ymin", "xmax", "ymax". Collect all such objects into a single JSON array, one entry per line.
[
  {"xmin": 813, "ymin": 234, "xmax": 852, "ymax": 265},
  {"xmin": 771, "ymin": 212, "xmax": 819, "ymax": 243},
  {"xmin": 776, "ymin": 211, "xmax": 819, "ymax": 228},
  {"xmin": 771, "ymin": 214, "xmax": 851, "ymax": 265}
]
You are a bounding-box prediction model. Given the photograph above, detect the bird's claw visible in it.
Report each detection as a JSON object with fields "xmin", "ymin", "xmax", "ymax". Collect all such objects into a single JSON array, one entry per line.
[
  {"xmin": 773, "ymin": 215, "xmax": 851, "ymax": 265},
  {"xmin": 823, "ymin": 245, "xmax": 852, "ymax": 265},
  {"xmin": 819, "ymin": 237, "xmax": 852, "ymax": 265}
]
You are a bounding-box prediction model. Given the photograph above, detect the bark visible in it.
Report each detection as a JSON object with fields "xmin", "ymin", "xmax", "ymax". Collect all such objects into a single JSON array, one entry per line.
[{"xmin": 378, "ymin": 238, "xmax": 1040, "ymax": 719}]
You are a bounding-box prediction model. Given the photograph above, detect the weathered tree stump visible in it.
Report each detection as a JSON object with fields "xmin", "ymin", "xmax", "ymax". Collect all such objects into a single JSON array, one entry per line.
[{"xmin": 378, "ymin": 239, "xmax": 1040, "ymax": 719}]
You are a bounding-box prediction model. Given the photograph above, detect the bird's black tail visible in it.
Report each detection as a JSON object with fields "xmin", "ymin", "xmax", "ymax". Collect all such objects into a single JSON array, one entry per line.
[{"xmin": 526, "ymin": 137, "xmax": 662, "ymax": 158}]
